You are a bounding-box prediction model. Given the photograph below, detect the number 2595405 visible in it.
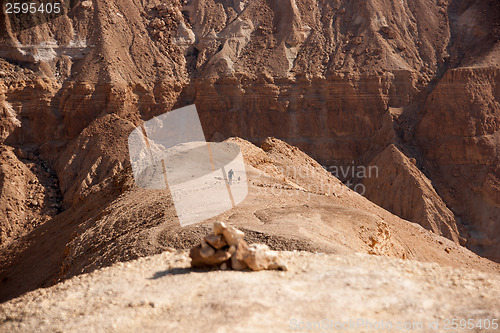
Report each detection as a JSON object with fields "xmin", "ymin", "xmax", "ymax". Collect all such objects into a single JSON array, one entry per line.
[{"xmin": 5, "ymin": 2, "xmax": 62, "ymax": 15}]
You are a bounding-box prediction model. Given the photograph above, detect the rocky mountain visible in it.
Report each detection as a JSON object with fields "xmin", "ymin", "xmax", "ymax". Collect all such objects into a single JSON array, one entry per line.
[{"xmin": 0, "ymin": 0, "xmax": 499, "ymax": 304}]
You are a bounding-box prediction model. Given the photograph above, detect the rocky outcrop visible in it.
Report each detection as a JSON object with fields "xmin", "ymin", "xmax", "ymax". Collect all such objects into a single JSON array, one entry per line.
[
  {"xmin": 50, "ymin": 113, "xmax": 134, "ymax": 207},
  {"xmin": 0, "ymin": 72, "xmax": 60, "ymax": 145},
  {"xmin": 0, "ymin": 97, "xmax": 19, "ymax": 142}
]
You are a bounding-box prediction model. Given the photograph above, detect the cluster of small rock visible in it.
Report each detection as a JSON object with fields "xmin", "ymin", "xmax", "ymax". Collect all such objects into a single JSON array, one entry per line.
[
  {"xmin": 145, "ymin": 2, "xmax": 186, "ymax": 58},
  {"xmin": 189, "ymin": 222, "xmax": 287, "ymax": 271},
  {"xmin": 147, "ymin": 2, "xmax": 183, "ymax": 32}
]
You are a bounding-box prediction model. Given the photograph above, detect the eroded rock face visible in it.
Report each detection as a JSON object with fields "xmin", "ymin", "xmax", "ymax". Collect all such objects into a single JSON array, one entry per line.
[
  {"xmin": 416, "ymin": 68, "xmax": 500, "ymax": 260},
  {"xmin": 0, "ymin": 145, "xmax": 62, "ymax": 245}
]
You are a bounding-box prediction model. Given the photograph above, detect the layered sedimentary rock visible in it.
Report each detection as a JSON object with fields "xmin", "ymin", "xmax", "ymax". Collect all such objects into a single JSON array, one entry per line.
[{"xmin": 417, "ymin": 68, "xmax": 500, "ymax": 260}]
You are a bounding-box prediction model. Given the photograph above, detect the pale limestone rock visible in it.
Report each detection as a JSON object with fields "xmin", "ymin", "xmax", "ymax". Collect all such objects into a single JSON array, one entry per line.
[
  {"xmin": 242, "ymin": 245, "xmax": 271, "ymax": 271},
  {"xmin": 223, "ymin": 225, "xmax": 245, "ymax": 246},
  {"xmin": 213, "ymin": 221, "xmax": 227, "ymax": 235},
  {"xmin": 234, "ymin": 238, "xmax": 250, "ymax": 261}
]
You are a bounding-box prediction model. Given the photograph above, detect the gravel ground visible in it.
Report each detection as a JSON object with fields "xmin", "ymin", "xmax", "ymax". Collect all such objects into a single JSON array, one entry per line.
[{"xmin": 1, "ymin": 251, "xmax": 499, "ymax": 333}]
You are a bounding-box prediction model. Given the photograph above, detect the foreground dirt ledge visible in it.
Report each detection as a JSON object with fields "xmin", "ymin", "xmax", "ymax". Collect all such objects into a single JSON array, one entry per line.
[{"xmin": 1, "ymin": 250, "xmax": 499, "ymax": 332}]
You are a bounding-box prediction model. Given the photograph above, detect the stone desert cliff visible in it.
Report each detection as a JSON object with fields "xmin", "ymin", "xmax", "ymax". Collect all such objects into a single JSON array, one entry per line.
[{"xmin": 0, "ymin": 0, "xmax": 499, "ymax": 314}]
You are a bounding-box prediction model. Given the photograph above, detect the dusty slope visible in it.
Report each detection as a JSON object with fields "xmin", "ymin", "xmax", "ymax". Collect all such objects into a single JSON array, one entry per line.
[
  {"xmin": 1, "ymin": 250, "xmax": 499, "ymax": 333},
  {"xmin": 1, "ymin": 137, "xmax": 498, "ymax": 304},
  {"xmin": 0, "ymin": 0, "xmax": 498, "ymax": 261}
]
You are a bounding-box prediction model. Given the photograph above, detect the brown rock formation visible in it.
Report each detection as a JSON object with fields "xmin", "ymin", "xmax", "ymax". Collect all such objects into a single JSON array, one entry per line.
[{"xmin": 0, "ymin": 145, "xmax": 62, "ymax": 246}]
